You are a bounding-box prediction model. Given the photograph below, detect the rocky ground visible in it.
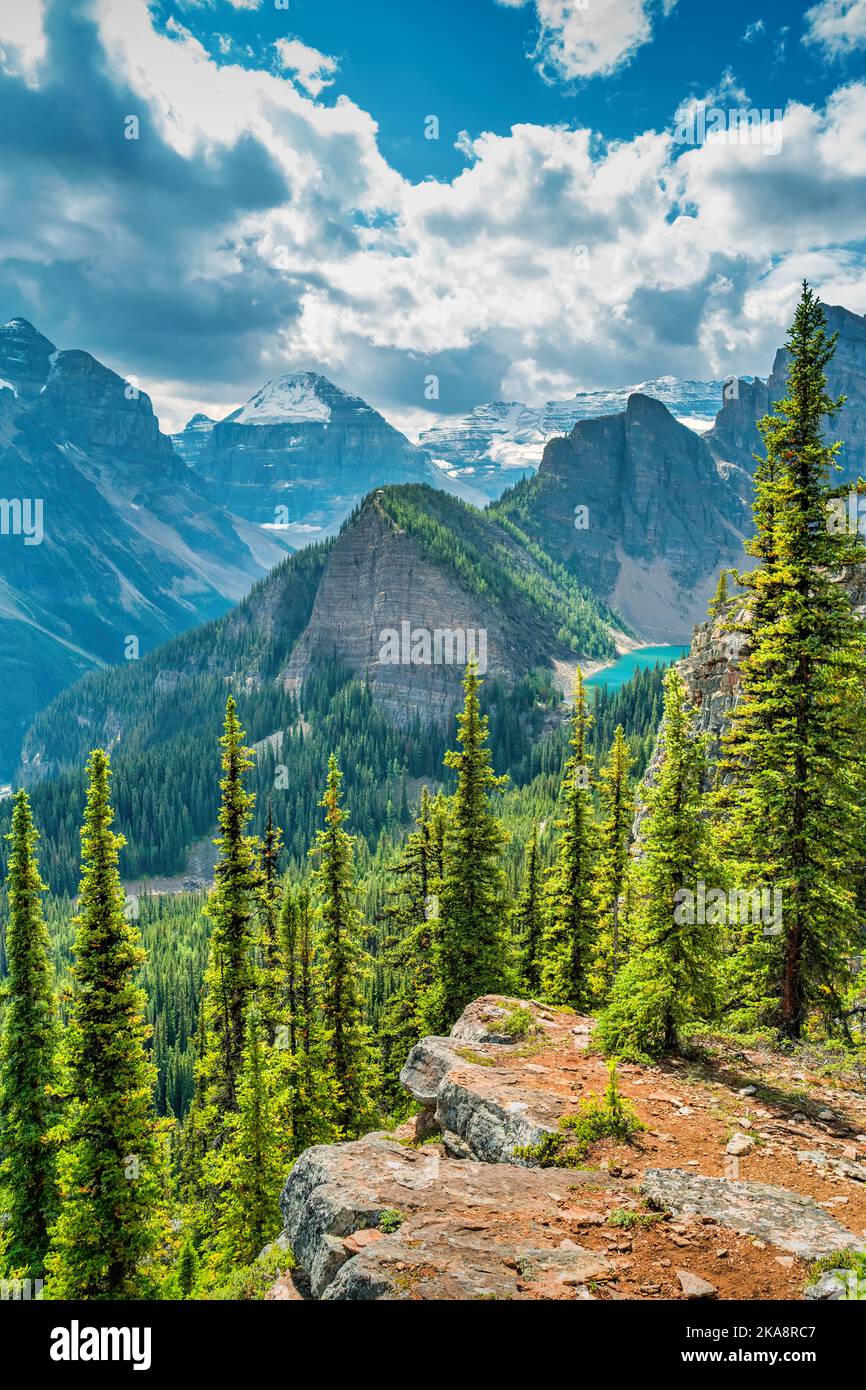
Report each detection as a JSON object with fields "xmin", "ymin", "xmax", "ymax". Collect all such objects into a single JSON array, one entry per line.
[{"xmin": 267, "ymin": 996, "xmax": 866, "ymax": 1301}]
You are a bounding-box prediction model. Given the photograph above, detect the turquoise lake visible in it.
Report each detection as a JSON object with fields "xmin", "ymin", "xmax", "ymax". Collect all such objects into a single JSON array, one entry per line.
[{"xmin": 584, "ymin": 644, "xmax": 689, "ymax": 693}]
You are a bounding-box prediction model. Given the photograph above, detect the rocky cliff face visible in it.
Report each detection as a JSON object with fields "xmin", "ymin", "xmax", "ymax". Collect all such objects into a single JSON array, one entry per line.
[
  {"xmin": 706, "ymin": 304, "xmax": 866, "ymax": 486},
  {"xmin": 419, "ymin": 378, "xmax": 727, "ymax": 502},
  {"xmin": 494, "ymin": 393, "xmax": 750, "ymax": 643},
  {"xmin": 0, "ymin": 318, "xmax": 291, "ymax": 776},
  {"xmin": 183, "ymin": 372, "xmax": 486, "ymax": 539},
  {"xmin": 269, "ymin": 995, "xmax": 866, "ymax": 1301},
  {"xmin": 283, "ymin": 490, "xmax": 611, "ymax": 726}
]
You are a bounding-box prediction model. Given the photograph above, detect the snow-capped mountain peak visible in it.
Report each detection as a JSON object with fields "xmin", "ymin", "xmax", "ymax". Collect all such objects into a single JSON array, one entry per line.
[{"xmin": 228, "ymin": 373, "xmax": 335, "ymax": 427}]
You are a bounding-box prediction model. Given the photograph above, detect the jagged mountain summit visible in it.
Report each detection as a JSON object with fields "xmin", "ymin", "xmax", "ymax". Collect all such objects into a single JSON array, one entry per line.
[
  {"xmin": 174, "ymin": 371, "xmax": 487, "ymax": 540},
  {"xmin": 0, "ymin": 317, "xmax": 291, "ymax": 777},
  {"xmin": 420, "ymin": 377, "xmax": 729, "ymax": 499},
  {"xmin": 707, "ymin": 304, "xmax": 866, "ymax": 484},
  {"xmin": 492, "ymin": 393, "xmax": 751, "ymax": 642}
]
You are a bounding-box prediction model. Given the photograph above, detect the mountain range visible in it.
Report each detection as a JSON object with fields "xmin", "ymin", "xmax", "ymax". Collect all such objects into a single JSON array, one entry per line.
[
  {"xmin": 0, "ymin": 318, "xmax": 292, "ymax": 777},
  {"xmin": 6, "ymin": 299, "xmax": 866, "ymax": 792},
  {"xmin": 419, "ymin": 377, "xmax": 729, "ymax": 498},
  {"xmin": 172, "ymin": 372, "xmax": 488, "ymax": 541}
]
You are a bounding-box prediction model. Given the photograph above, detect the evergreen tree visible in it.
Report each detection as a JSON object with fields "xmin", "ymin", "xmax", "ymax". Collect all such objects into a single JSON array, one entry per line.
[
  {"xmin": 718, "ymin": 285, "xmax": 866, "ymax": 1038},
  {"xmin": 380, "ymin": 788, "xmax": 444, "ymax": 1103},
  {"xmin": 45, "ymin": 750, "xmax": 164, "ymax": 1299},
  {"xmin": 708, "ymin": 568, "xmax": 728, "ymax": 618},
  {"xmin": 598, "ymin": 670, "xmax": 719, "ymax": 1059},
  {"xmin": 275, "ymin": 883, "xmax": 339, "ymax": 1154},
  {"xmin": 211, "ymin": 1007, "xmax": 283, "ymax": 1267},
  {"xmin": 309, "ymin": 755, "xmax": 377, "ymax": 1135},
  {"xmin": 176, "ymin": 1232, "xmax": 199, "ymax": 1299},
  {"xmin": 258, "ymin": 802, "xmax": 283, "ymax": 1039},
  {"xmin": 190, "ymin": 699, "xmax": 260, "ymax": 1158},
  {"xmin": 0, "ymin": 790, "xmax": 58, "ymax": 1280},
  {"xmin": 541, "ymin": 671, "xmax": 598, "ymax": 1009},
  {"xmin": 430, "ymin": 660, "xmax": 510, "ymax": 1027},
  {"xmin": 591, "ymin": 726, "xmax": 635, "ymax": 1001},
  {"xmin": 514, "ymin": 823, "xmax": 544, "ymax": 996}
]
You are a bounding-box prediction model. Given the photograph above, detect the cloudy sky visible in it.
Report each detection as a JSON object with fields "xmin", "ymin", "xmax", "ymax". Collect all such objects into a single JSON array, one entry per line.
[{"xmin": 0, "ymin": 0, "xmax": 865, "ymax": 435}]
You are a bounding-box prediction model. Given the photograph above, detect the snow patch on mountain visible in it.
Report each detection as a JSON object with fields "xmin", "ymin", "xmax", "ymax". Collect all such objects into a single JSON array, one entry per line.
[{"xmin": 230, "ymin": 374, "xmax": 333, "ymax": 427}]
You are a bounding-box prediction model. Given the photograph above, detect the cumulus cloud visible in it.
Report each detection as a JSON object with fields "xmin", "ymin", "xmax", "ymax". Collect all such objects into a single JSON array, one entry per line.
[
  {"xmin": 1, "ymin": 0, "xmax": 865, "ymax": 434},
  {"xmin": 804, "ymin": 0, "xmax": 866, "ymax": 58},
  {"xmin": 495, "ymin": 0, "xmax": 674, "ymax": 82},
  {"xmin": 274, "ymin": 38, "xmax": 339, "ymax": 98}
]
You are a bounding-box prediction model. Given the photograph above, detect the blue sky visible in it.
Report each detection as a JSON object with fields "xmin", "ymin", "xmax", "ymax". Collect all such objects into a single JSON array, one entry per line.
[
  {"xmin": 158, "ymin": 0, "xmax": 848, "ymax": 181},
  {"xmin": 0, "ymin": 0, "xmax": 865, "ymax": 435}
]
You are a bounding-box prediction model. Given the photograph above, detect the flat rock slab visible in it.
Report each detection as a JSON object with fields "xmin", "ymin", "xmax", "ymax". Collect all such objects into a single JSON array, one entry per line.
[
  {"xmin": 449, "ymin": 995, "xmax": 574, "ymax": 1046},
  {"xmin": 644, "ymin": 1169, "xmax": 864, "ymax": 1262},
  {"xmin": 436, "ymin": 1068, "xmax": 565, "ymax": 1164},
  {"xmin": 279, "ymin": 1133, "xmax": 621, "ymax": 1299},
  {"xmin": 400, "ymin": 1035, "xmax": 500, "ymax": 1108}
]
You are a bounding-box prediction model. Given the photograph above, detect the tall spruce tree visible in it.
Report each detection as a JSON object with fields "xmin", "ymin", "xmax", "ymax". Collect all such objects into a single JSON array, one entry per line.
[
  {"xmin": 598, "ymin": 670, "xmax": 719, "ymax": 1059},
  {"xmin": 310, "ymin": 755, "xmax": 377, "ymax": 1135},
  {"xmin": 258, "ymin": 802, "xmax": 283, "ymax": 1039},
  {"xmin": 431, "ymin": 660, "xmax": 510, "ymax": 1027},
  {"xmin": 275, "ymin": 882, "xmax": 339, "ymax": 1154},
  {"xmin": 0, "ymin": 790, "xmax": 58, "ymax": 1280},
  {"xmin": 193, "ymin": 699, "xmax": 260, "ymax": 1136},
  {"xmin": 211, "ymin": 1007, "xmax": 283, "ymax": 1267},
  {"xmin": 45, "ymin": 750, "xmax": 164, "ymax": 1299},
  {"xmin": 514, "ymin": 823, "xmax": 544, "ymax": 996},
  {"xmin": 380, "ymin": 788, "xmax": 444, "ymax": 1103},
  {"xmin": 591, "ymin": 726, "xmax": 635, "ymax": 1001},
  {"xmin": 541, "ymin": 671, "xmax": 598, "ymax": 1009},
  {"xmin": 718, "ymin": 285, "xmax": 866, "ymax": 1038}
]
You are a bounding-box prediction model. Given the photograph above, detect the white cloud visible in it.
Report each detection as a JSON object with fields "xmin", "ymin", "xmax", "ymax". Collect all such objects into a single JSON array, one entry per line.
[
  {"xmin": 804, "ymin": 0, "xmax": 866, "ymax": 58},
  {"xmin": 5, "ymin": 0, "xmax": 866, "ymax": 428},
  {"xmin": 274, "ymin": 37, "xmax": 338, "ymax": 97},
  {"xmin": 742, "ymin": 19, "xmax": 766, "ymax": 42},
  {"xmin": 495, "ymin": 0, "xmax": 673, "ymax": 82},
  {"xmin": 0, "ymin": 0, "xmax": 46, "ymax": 79}
]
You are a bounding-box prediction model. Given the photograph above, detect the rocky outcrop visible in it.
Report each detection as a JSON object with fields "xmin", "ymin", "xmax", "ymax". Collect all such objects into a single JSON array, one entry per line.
[
  {"xmin": 273, "ymin": 995, "xmax": 866, "ymax": 1300},
  {"xmin": 643, "ymin": 1170, "xmax": 862, "ymax": 1262}
]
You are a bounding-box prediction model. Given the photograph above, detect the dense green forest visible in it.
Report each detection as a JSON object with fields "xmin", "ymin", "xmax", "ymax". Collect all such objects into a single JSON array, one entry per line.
[{"xmin": 1, "ymin": 287, "xmax": 864, "ymax": 1301}]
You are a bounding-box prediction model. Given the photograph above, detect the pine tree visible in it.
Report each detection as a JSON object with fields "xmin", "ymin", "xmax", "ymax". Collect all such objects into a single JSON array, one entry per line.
[
  {"xmin": 45, "ymin": 750, "xmax": 164, "ymax": 1299},
  {"xmin": 176, "ymin": 1232, "xmax": 199, "ymax": 1298},
  {"xmin": 275, "ymin": 883, "xmax": 339, "ymax": 1154},
  {"xmin": 211, "ymin": 1007, "xmax": 283, "ymax": 1267},
  {"xmin": 430, "ymin": 660, "xmax": 510, "ymax": 1027},
  {"xmin": 191, "ymin": 699, "xmax": 260, "ymax": 1154},
  {"xmin": 258, "ymin": 801, "xmax": 283, "ymax": 1040},
  {"xmin": 380, "ymin": 788, "xmax": 444, "ymax": 1103},
  {"xmin": 598, "ymin": 670, "xmax": 719, "ymax": 1059},
  {"xmin": 0, "ymin": 790, "xmax": 58, "ymax": 1280},
  {"xmin": 541, "ymin": 671, "xmax": 598, "ymax": 1009},
  {"xmin": 309, "ymin": 755, "xmax": 377, "ymax": 1135},
  {"xmin": 708, "ymin": 568, "xmax": 730, "ymax": 618},
  {"xmin": 591, "ymin": 726, "xmax": 635, "ymax": 1001},
  {"xmin": 718, "ymin": 285, "xmax": 866, "ymax": 1038},
  {"xmin": 514, "ymin": 823, "xmax": 544, "ymax": 996}
]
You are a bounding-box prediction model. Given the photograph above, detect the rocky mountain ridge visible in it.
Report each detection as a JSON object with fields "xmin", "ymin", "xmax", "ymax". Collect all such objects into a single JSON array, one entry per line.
[
  {"xmin": 0, "ymin": 317, "xmax": 291, "ymax": 777},
  {"xmin": 493, "ymin": 393, "xmax": 751, "ymax": 642},
  {"xmin": 173, "ymin": 371, "xmax": 488, "ymax": 542},
  {"xmin": 268, "ymin": 996, "xmax": 866, "ymax": 1301},
  {"xmin": 420, "ymin": 377, "xmax": 728, "ymax": 499}
]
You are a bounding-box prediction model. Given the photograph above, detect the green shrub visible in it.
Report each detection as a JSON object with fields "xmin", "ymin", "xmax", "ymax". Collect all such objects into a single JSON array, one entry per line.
[{"xmin": 514, "ymin": 1062, "xmax": 643, "ymax": 1167}]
